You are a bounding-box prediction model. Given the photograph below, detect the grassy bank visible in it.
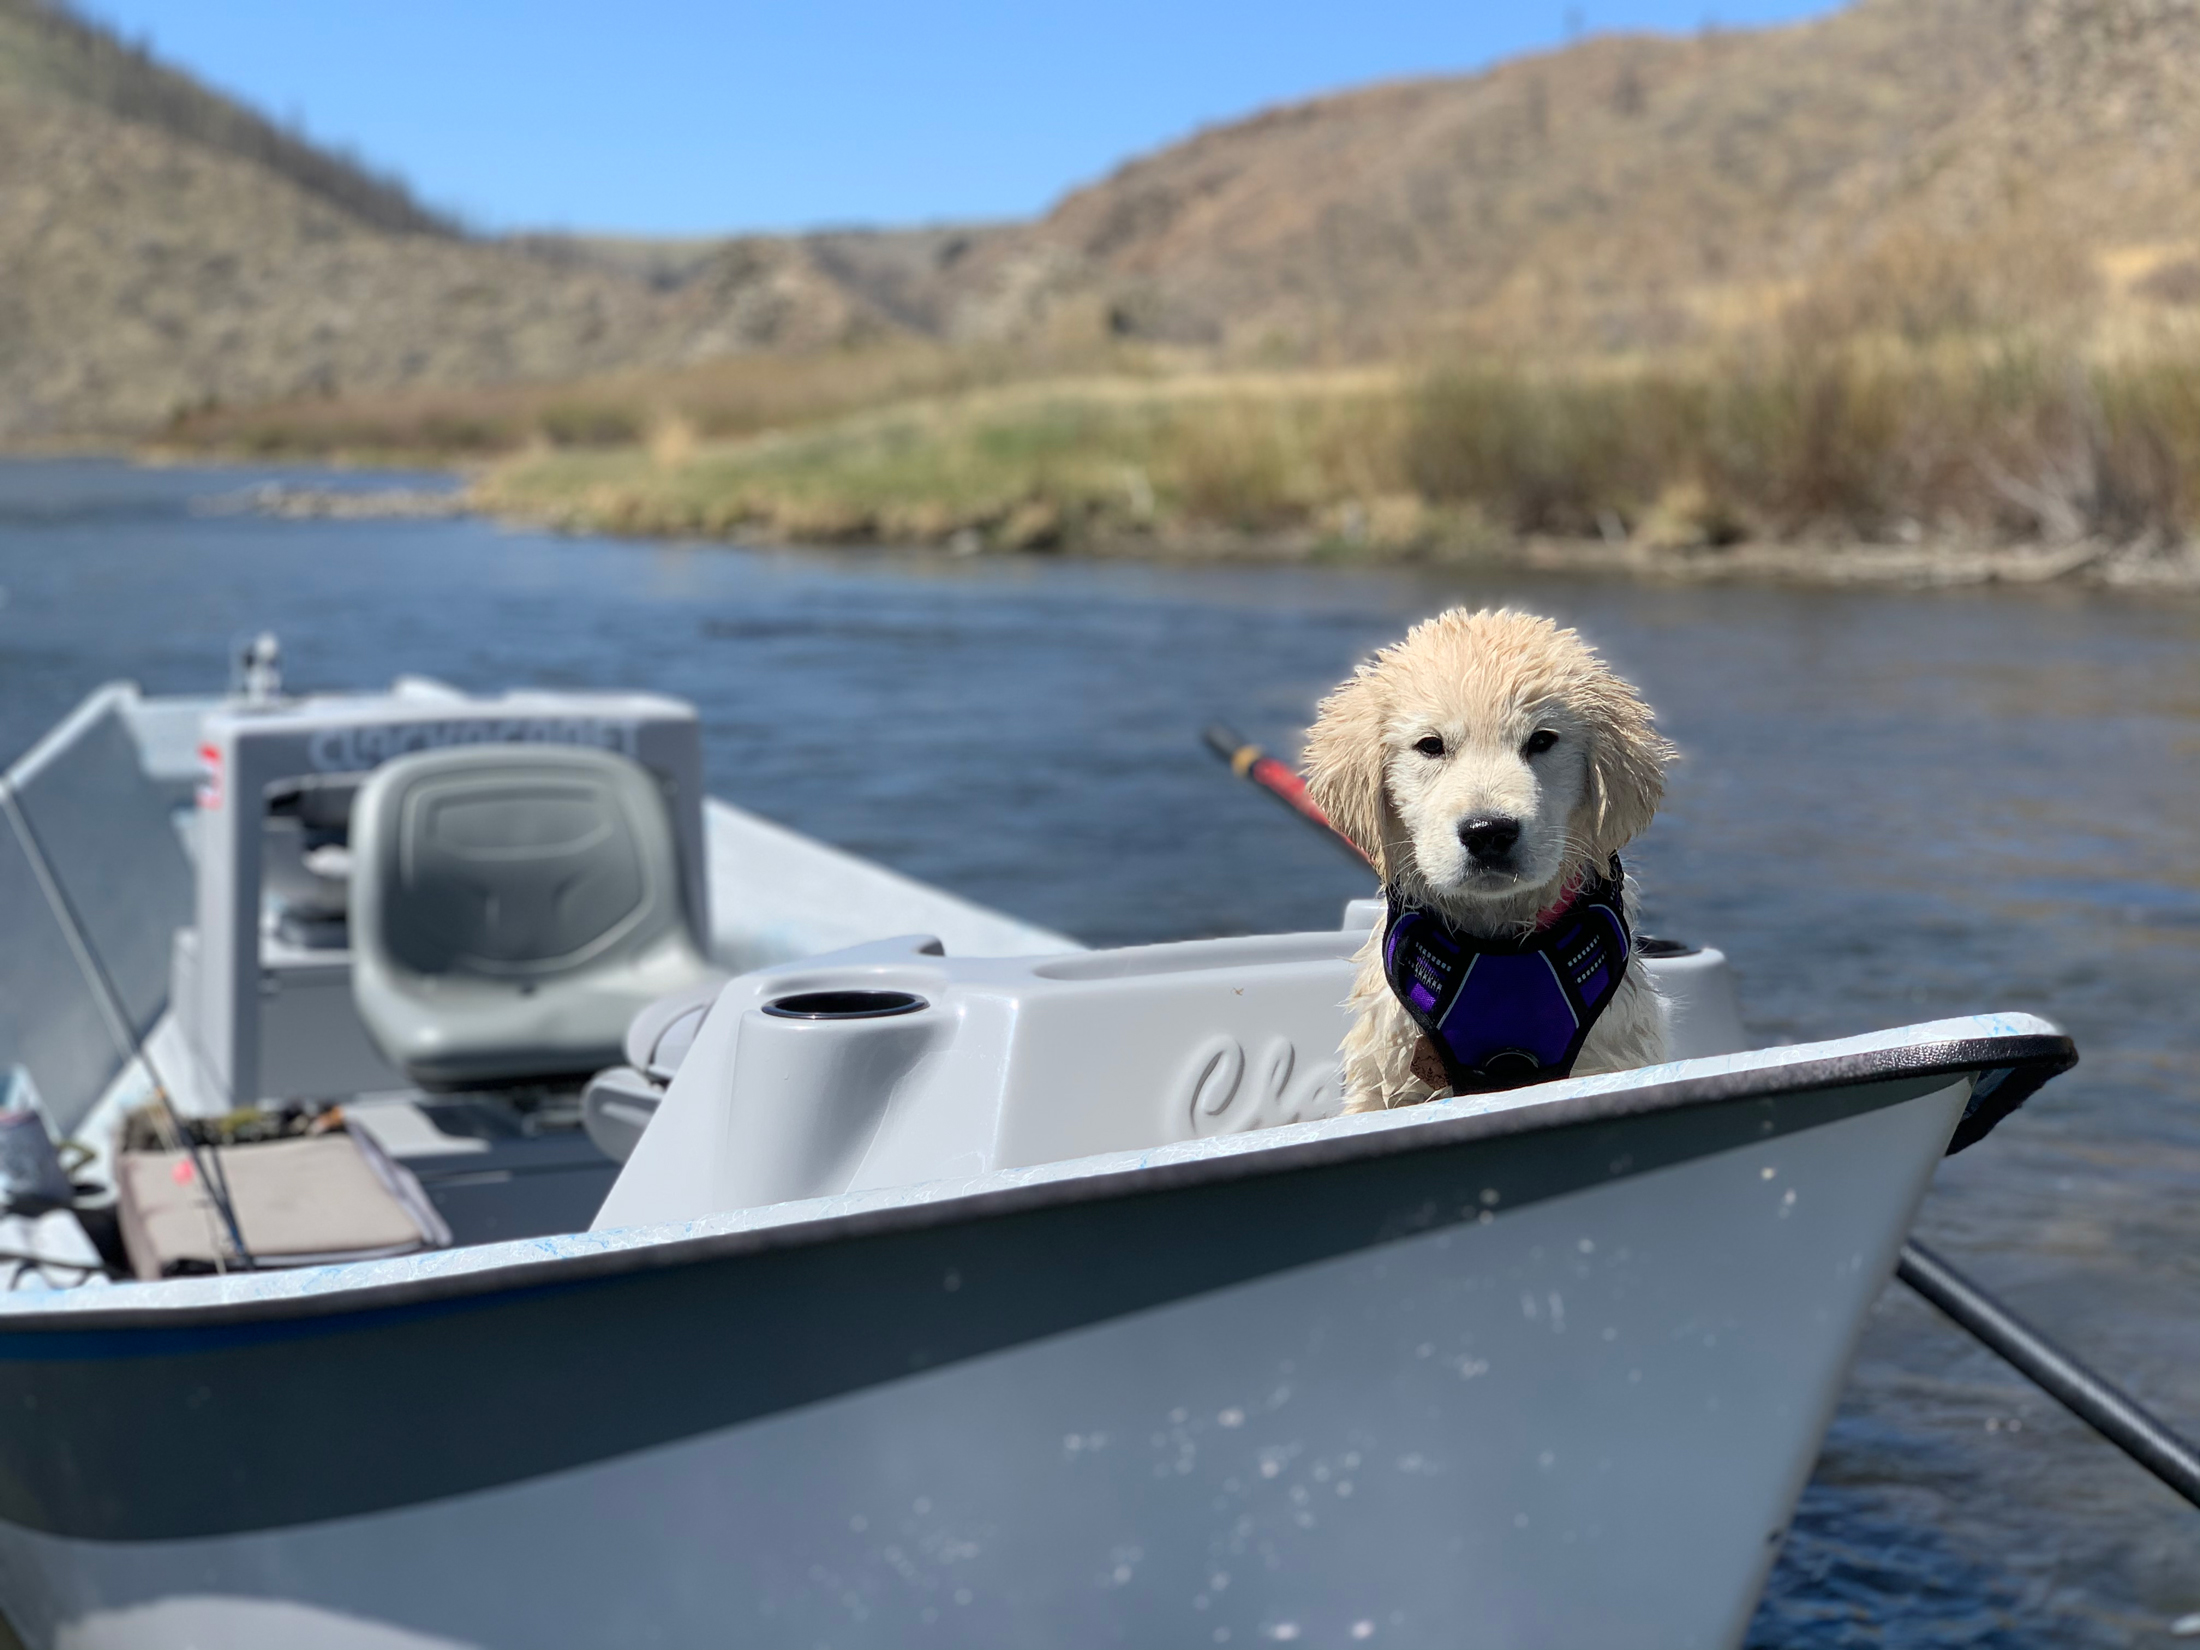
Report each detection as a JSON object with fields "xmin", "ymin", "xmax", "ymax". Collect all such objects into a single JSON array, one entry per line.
[
  {"xmin": 467, "ymin": 344, "xmax": 2200, "ymax": 558},
  {"xmin": 155, "ymin": 339, "xmax": 1043, "ymax": 463},
  {"xmin": 472, "ymin": 371, "xmax": 1420, "ymax": 551}
]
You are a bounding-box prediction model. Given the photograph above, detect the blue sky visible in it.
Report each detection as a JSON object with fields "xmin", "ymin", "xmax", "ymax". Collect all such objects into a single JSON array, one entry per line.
[{"xmin": 81, "ymin": 0, "xmax": 1841, "ymax": 236}]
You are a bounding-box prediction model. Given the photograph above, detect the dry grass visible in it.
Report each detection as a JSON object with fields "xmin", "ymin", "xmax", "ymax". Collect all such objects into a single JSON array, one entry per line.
[
  {"xmin": 1406, "ymin": 342, "xmax": 2200, "ymax": 547},
  {"xmin": 162, "ymin": 224, "xmax": 2200, "ymax": 557},
  {"xmin": 472, "ymin": 373, "xmax": 1417, "ymax": 549},
  {"xmin": 467, "ymin": 340, "xmax": 2200, "ymax": 554},
  {"xmin": 156, "ymin": 339, "xmax": 1030, "ymax": 461}
]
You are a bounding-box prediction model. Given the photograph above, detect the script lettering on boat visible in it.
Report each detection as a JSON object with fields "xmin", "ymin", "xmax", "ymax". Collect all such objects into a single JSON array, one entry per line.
[
  {"xmin": 1175, "ymin": 1032, "xmax": 1341, "ymax": 1137},
  {"xmin": 305, "ymin": 716, "xmax": 643, "ymax": 773}
]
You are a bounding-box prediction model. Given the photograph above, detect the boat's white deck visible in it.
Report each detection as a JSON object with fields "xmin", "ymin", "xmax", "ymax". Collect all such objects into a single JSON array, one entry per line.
[{"xmin": 700, "ymin": 797, "xmax": 1075, "ymax": 971}]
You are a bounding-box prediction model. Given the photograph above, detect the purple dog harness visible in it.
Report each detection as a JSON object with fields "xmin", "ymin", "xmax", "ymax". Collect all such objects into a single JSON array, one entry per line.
[{"xmin": 1382, "ymin": 857, "xmax": 1632, "ymax": 1095}]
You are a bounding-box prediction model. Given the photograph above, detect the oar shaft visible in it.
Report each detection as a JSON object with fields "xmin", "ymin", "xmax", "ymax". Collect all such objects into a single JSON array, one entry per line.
[
  {"xmin": 1202, "ymin": 724, "xmax": 1370, "ymax": 867},
  {"xmin": 1897, "ymin": 1239, "xmax": 2200, "ymax": 1510}
]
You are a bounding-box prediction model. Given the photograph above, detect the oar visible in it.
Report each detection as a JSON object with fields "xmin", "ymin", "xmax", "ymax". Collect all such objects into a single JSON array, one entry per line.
[
  {"xmin": 1201, "ymin": 720, "xmax": 2200, "ymax": 1512},
  {"xmin": 1201, "ymin": 724, "xmax": 1369, "ymax": 867},
  {"xmin": 1898, "ymin": 1240, "xmax": 2200, "ymax": 1509}
]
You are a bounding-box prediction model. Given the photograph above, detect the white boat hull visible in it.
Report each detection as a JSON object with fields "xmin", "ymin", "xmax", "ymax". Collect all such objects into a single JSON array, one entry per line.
[{"xmin": 0, "ymin": 1021, "xmax": 2070, "ymax": 1650}]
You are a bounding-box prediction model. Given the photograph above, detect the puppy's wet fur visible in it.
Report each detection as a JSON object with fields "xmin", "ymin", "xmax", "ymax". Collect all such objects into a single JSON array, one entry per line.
[{"xmin": 1305, "ymin": 608, "xmax": 1675, "ymax": 1113}]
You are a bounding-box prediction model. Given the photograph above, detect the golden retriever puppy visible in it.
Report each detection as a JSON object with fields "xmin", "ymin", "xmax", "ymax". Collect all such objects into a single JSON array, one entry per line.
[{"xmin": 1305, "ymin": 608, "xmax": 1675, "ymax": 1113}]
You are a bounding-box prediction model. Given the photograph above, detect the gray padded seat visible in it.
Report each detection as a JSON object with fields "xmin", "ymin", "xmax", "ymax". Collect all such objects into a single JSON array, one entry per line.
[{"xmin": 349, "ymin": 745, "xmax": 720, "ymax": 1089}]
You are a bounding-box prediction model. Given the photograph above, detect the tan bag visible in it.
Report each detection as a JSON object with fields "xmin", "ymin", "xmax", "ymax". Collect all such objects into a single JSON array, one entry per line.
[{"xmin": 115, "ymin": 1129, "xmax": 451, "ymax": 1279}]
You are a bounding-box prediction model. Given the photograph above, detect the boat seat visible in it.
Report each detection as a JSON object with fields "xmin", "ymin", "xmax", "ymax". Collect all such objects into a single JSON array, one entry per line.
[{"xmin": 348, "ymin": 745, "xmax": 722, "ymax": 1090}]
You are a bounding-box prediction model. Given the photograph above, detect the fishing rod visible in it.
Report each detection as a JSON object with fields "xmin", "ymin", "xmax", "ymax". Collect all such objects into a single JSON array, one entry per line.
[
  {"xmin": 0, "ymin": 779, "xmax": 255, "ymax": 1272},
  {"xmin": 1202, "ymin": 719, "xmax": 2200, "ymax": 1511}
]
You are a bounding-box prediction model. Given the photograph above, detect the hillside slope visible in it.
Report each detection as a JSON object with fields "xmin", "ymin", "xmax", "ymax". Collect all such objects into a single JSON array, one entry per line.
[
  {"xmin": 12, "ymin": 0, "xmax": 2200, "ymax": 439},
  {"xmin": 0, "ymin": 1, "xmax": 896, "ymax": 438},
  {"xmin": 0, "ymin": 0, "xmax": 453, "ymax": 234},
  {"xmin": 942, "ymin": 0, "xmax": 2200, "ymax": 353}
]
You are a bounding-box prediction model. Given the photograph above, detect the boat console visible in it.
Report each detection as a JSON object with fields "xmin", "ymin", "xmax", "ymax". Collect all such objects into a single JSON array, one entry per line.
[{"xmin": 175, "ymin": 678, "xmax": 711, "ymax": 1109}]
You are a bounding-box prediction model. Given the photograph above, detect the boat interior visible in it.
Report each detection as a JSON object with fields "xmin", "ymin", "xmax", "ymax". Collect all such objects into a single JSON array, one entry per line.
[
  {"xmin": 0, "ymin": 649, "xmax": 1069, "ymax": 1283},
  {"xmin": 0, "ymin": 646, "xmax": 1752, "ymax": 1288}
]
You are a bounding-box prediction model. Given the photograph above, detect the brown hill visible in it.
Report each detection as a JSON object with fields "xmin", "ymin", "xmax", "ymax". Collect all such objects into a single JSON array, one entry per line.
[
  {"xmin": 0, "ymin": 0, "xmax": 913, "ymax": 439},
  {"xmin": 941, "ymin": 0, "xmax": 2200, "ymax": 355},
  {"xmin": 11, "ymin": 0, "xmax": 2200, "ymax": 441},
  {"xmin": 0, "ymin": 0, "xmax": 453, "ymax": 235}
]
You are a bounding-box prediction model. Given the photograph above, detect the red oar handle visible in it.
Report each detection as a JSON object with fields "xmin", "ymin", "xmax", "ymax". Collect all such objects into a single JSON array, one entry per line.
[{"xmin": 1203, "ymin": 723, "xmax": 1372, "ymax": 868}]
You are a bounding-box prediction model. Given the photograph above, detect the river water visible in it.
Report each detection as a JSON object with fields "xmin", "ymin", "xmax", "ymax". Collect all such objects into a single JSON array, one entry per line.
[{"xmin": 1, "ymin": 458, "xmax": 2194, "ymax": 1643}]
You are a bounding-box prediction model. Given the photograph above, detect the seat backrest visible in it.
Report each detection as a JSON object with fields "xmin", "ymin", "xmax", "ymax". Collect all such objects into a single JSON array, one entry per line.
[{"xmin": 352, "ymin": 745, "xmax": 691, "ymax": 986}]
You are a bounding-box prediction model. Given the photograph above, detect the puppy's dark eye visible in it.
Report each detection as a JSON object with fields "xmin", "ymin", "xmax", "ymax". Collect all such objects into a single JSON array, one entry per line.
[
  {"xmin": 1412, "ymin": 735, "xmax": 1445, "ymax": 758},
  {"xmin": 1522, "ymin": 730, "xmax": 1559, "ymax": 757}
]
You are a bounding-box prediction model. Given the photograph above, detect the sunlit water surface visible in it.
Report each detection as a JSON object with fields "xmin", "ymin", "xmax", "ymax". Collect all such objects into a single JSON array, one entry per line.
[{"xmin": 1, "ymin": 459, "xmax": 2194, "ymax": 1644}]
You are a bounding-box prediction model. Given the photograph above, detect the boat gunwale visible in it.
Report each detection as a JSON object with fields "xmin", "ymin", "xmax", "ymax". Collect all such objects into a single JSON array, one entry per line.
[{"xmin": 0, "ymin": 1022, "xmax": 2073, "ymax": 1338}]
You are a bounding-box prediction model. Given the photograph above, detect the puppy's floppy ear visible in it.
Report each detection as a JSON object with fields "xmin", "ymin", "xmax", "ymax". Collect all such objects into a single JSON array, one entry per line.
[
  {"xmin": 1574, "ymin": 665, "xmax": 1675, "ymax": 862},
  {"xmin": 1304, "ymin": 663, "xmax": 1395, "ymax": 879}
]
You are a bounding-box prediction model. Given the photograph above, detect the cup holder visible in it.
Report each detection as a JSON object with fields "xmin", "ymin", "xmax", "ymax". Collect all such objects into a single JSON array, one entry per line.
[{"xmin": 762, "ymin": 989, "xmax": 929, "ymax": 1021}]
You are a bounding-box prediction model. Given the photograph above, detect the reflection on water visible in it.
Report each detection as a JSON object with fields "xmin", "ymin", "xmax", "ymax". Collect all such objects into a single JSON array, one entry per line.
[{"xmin": 1, "ymin": 459, "xmax": 2194, "ymax": 1642}]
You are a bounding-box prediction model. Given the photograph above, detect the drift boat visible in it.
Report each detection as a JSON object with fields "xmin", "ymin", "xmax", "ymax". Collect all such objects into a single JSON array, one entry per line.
[{"xmin": 0, "ymin": 657, "xmax": 2072, "ymax": 1650}]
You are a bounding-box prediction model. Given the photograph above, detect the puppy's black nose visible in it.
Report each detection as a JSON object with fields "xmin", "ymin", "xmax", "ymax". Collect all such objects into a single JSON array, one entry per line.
[{"xmin": 1459, "ymin": 816, "xmax": 1521, "ymax": 866}]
